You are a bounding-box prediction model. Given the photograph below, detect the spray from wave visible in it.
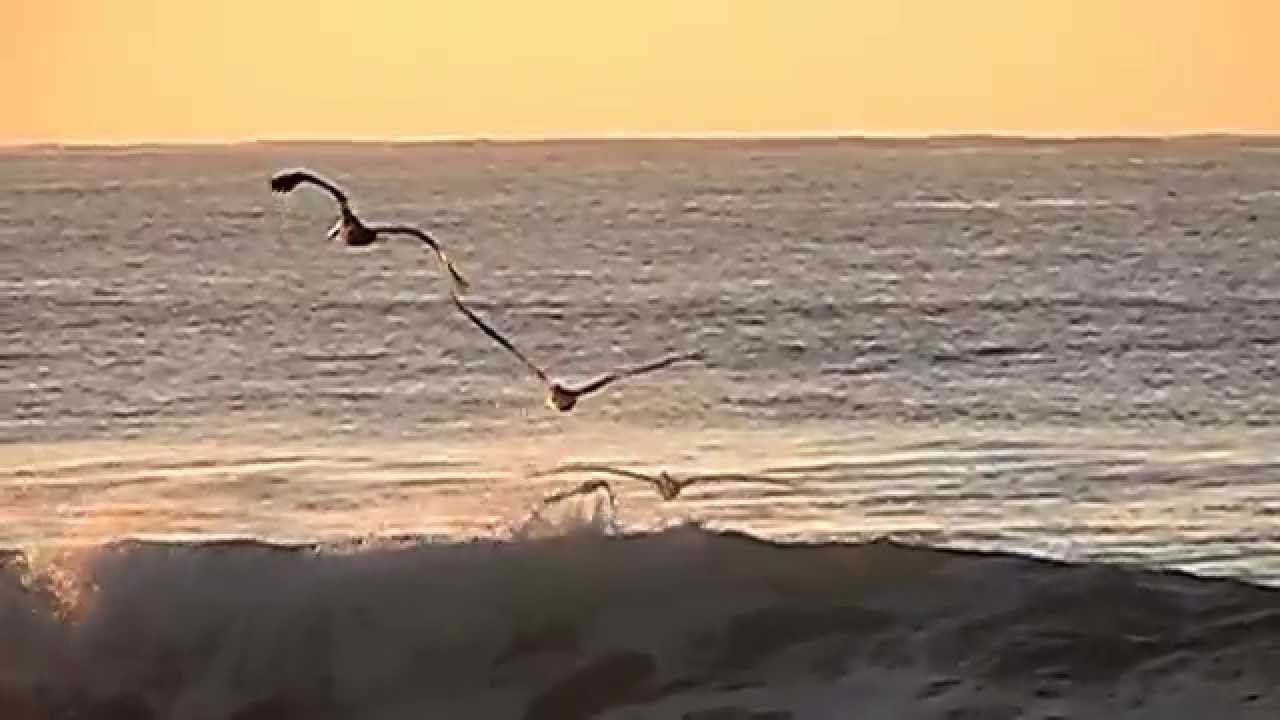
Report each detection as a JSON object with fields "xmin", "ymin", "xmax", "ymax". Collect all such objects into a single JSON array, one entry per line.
[{"xmin": 2, "ymin": 510, "xmax": 1278, "ymax": 720}]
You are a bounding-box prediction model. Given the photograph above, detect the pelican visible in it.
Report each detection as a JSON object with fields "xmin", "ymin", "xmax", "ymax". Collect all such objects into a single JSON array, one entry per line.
[
  {"xmin": 449, "ymin": 290, "xmax": 703, "ymax": 412},
  {"xmin": 528, "ymin": 463, "xmax": 792, "ymax": 501},
  {"xmin": 269, "ymin": 169, "xmax": 469, "ymax": 290},
  {"xmin": 533, "ymin": 465, "xmax": 692, "ymax": 500}
]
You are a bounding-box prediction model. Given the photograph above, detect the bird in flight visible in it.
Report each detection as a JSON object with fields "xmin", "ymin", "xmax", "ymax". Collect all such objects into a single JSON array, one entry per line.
[
  {"xmin": 448, "ymin": 290, "xmax": 703, "ymax": 412},
  {"xmin": 269, "ymin": 168, "xmax": 470, "ymax": 290},
  {"xmin": 528, "ymin": 463, "xmax": 792, "ymax": 501}
]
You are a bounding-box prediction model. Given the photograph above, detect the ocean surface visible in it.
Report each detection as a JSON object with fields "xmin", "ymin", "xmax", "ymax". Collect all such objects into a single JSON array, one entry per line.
[{"xmin": 3, "ymin": 137, "xmax": 1280, "ymax": 718}]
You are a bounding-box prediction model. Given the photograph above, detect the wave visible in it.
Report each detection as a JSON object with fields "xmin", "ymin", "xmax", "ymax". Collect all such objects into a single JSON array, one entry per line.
[
  {"xmin": 2, "ymin": 517, "xmax": 1278, "ymax": 720},
  {"xmin": 892, "ymin": 197, "xmax": 1122, "ymax": 211}
]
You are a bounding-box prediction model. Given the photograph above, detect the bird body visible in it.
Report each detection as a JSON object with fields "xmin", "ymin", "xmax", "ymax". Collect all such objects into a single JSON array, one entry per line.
[{"xmin": 329, "ymin": 207, "xmax": 378, "ymax": 248}]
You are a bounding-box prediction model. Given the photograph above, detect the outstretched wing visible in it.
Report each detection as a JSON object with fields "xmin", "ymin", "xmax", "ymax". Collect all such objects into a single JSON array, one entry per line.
[
  {"xmin": 528, "ymin": 463, "xmax": 658, "ymax": 485},
  {"xmin": 569, "ymin": 350, "xmax": 703, "ymax": 397},
  {"xmin": 539, "ymin": 478, "xmax": 617, "ymax": 507},
  {"xmin": 684, "ymin": 472, "xmax": 794, "ymax": 489},
  {"xmin": 369, "ymin": 224, "xmax": 471, "ymax": 291},
  {"xmin": 449, "ymin": 291, "xmax": 550, "ymax": 384},
  {"xmin": 567, "ymin": 371, "xmax": 621, "ymax": 398},
  {"xmin": 529, "ymin": 464, "xmax": 681, "ymax": 499},
  {"xmin": 269, "ymin": 169, "xmax": 349, "ymax": 208}
]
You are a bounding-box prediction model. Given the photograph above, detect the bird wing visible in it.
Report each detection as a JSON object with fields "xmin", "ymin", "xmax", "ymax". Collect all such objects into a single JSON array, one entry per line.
[
  {"xmin": 528, "ymin": 463, "xmax": 658, "ymax": 485},
  {"xmin": 369, "ymin": 224, "xmax": 471, "ymax": 291},
  {"xmin": 566, "ymin": 371, "xmax": 621, "ymax": 397},
  {"xmin": 685, "ymin": 472, "xmax": 794, "ymax": 488},
  {"xmin": 539, "ymin": 478, "xmax": 617, "ymax": 506},
  {"xmin": 269, "ymin": 169, "xmax": 349, "ymax": 208},
  {"xmin": 568, "ymin": 350, "xmax": 703, "ymax": 396},
  {"xmin": 449, "ymin": 291, "xmax": 550, "ymax": 384}
]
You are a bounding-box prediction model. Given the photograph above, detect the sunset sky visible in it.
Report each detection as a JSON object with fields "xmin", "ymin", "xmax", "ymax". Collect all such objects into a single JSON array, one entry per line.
[{"xmin": 5, "ymin": 1, "xmax": 1278, "ymax": 143}]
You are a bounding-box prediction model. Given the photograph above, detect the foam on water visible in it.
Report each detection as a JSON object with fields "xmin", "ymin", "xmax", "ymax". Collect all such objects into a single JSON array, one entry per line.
[
  {"xmin": 6, "ymin": 139, "xmax": 1280, "ymax": 716},
  {"xmin": 3, "ymin": 524, "xmax": 1279, "ymax": 719},
  {"xmin": 6, "ymin": 424, "xmax": 1280, "ymax": 587}
]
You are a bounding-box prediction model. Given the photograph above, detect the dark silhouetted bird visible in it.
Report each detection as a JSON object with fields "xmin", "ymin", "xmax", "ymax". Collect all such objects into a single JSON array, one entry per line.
[
  {"xmin": 529, "ymin": 464, "xmax": 791, "ymax": 501},
  {"xmin": 270, "ymin": 169, "xmax": 469, "ymax": 290}
]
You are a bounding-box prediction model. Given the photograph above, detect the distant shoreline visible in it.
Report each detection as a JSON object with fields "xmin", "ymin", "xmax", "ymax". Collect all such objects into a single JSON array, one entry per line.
[{"xmin": 4, "ymin": 132, "xmax": 1280, "ymax": 152}]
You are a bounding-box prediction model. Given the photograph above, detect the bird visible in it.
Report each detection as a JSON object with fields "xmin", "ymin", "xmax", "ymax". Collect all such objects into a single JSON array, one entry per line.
[
  {"xmin": 532, "ymin": 464, "xmax": 691, "ymax": 500},
  {"xmin": 528, "ymin": 463, "xmax": 793, "ymax": 501},
  {"xmin": 448, "ymin": 290, "xmax": 703, "ymax": 412},
  {"xmin": 269, "ymin": 168, "xmax": 470, "ymax": 290}
]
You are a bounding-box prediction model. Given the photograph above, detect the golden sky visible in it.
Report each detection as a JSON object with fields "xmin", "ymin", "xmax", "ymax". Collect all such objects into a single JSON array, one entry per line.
[{"xmin": 4, "ymin": 0, "xmax": 1278, "ymax": 143}]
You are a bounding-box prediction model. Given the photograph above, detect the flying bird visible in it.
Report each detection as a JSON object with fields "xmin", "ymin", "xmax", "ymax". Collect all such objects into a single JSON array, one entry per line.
[
  {"xmin": 269, "ymin": 169, "xmax": 469, "ymax": 290},
  {"xmin": 528, "ymin": 464, "xmax": 793, "ymax": 501},
  {"xmin": 532, "ymin": 465, "xmax": 692, "ymax": 500},
  {"xmin": 449, "ymin": 290, "xmax": 703, "ymax": 412}
]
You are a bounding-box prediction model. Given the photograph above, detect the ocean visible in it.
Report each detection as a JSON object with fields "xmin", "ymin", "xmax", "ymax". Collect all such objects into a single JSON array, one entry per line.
[{"xmin": 3, "ymin": 137, "xmax": 1279, "ymax": 718}]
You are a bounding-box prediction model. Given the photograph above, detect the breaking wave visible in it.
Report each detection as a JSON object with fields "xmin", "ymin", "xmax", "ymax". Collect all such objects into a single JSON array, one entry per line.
[{"xmin": 2, "ymin": 510, "xmax": 1278, "ymax": 719}]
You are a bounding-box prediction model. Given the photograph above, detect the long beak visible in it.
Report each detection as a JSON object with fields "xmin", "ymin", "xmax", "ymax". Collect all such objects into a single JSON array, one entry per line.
[{"xmin": 327, "ymin": 218, "xmax": 343, "ymax": 240}]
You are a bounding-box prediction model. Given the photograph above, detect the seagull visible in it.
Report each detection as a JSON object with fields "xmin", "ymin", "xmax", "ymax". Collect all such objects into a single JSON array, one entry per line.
[
  {"xmin": 528, "ymin": 463, "xmax": 792, "ymax": 501},
  {"xmin": 269, "ymin": 169, "xmax": 469, "ymax": 290},
  {"xmin": 449, "ymin": 290, "xmax": 703, "ymax": 412}
]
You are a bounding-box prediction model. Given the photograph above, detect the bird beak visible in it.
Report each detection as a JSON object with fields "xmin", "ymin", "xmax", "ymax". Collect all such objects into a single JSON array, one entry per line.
[{"xmin": 327, "ymin": 219, "xmax": 342, "ymax": 240}]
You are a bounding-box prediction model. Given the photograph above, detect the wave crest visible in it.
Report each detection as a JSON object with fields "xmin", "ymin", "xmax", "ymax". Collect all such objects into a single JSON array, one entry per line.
[{"xmin": 2, "ymin": 528, "xmax": 1278, "ymax": 719}]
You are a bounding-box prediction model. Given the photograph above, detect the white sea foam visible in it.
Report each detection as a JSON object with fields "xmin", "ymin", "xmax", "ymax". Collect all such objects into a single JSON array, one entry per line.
[{"xmin": 2, "ymin": 525, "xmax": 1278, "ymax": 719}]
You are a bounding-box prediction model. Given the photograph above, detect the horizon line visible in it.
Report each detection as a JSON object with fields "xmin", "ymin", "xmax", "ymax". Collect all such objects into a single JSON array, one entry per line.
[{"xmin": 3, "ymin": 129, "xmax": 1280, "ymax": 150}]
